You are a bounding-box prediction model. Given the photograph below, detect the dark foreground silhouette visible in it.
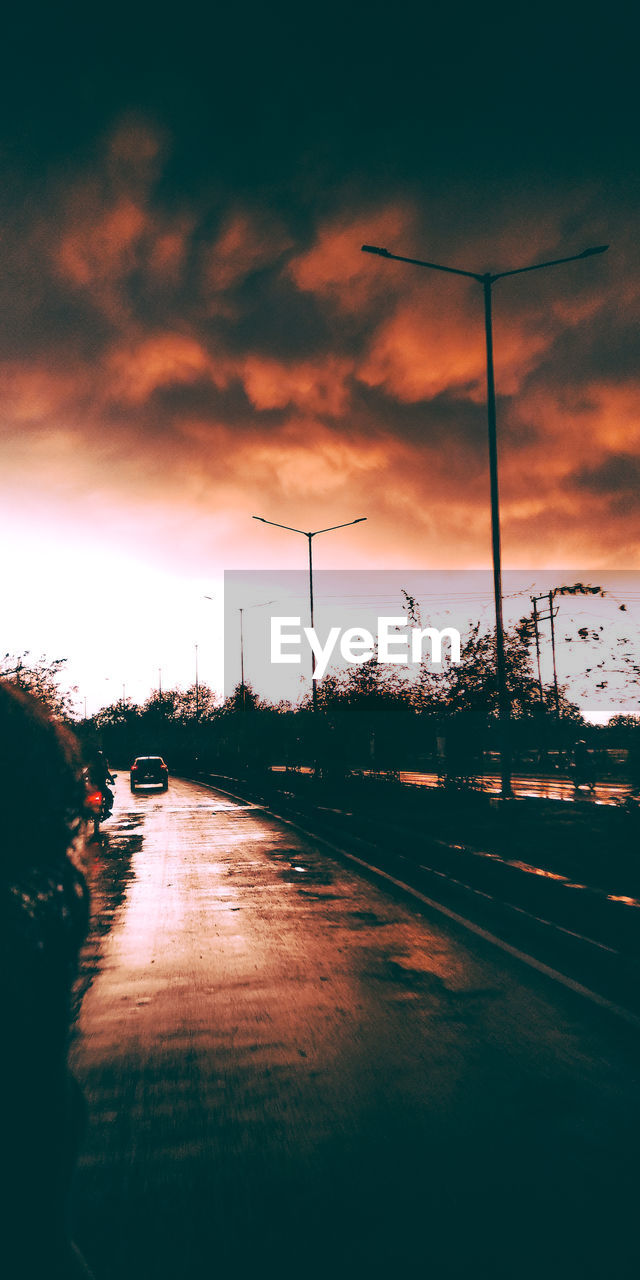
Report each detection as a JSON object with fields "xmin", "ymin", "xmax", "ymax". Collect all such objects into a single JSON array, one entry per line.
[{"xmin": 0, "ymin": 682, "xmax": 94, "ymax": 1277}]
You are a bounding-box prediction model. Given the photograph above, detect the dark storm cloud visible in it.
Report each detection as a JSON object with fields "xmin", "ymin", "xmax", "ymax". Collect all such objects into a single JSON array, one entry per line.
[
  {"xmin": 218, "ymin": 271, "xmax": 335, "ymax": 362},
  {"xmin": 2, "ymin": 2, "xmax": 636, "ymax": 183},
  {"xmin": 0, "ymin": 1, "xmax": 638, "ymax": 570},
  {"xmin": 572, "ymin": 454, "xmax": 640, "ymax": 499},
  {"xmin": 526, "ymin": 300, "xmax": 640, "ymax": 391},
  {"xmin": 351, "ymin": 384, "xmax": 489, "ymax": 454}
]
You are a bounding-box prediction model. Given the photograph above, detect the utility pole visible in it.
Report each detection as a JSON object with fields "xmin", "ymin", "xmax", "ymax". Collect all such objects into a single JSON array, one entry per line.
[
  {"xmin": 548, "ymin": 592, "xmax": 560, "ymax": 719},
  {"xmin": 531, "ymin": 591, "xmax": 561, "ymax": 717},
  {"xmin": 531, "ymin": 597, "xmax": 544, "ymax": 706}
]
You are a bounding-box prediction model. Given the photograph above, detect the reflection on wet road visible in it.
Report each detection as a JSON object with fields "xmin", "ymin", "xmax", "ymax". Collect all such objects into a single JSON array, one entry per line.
[{"xmin": 70, "ymin": 778, "xmax": 640, "ymax": 1279}]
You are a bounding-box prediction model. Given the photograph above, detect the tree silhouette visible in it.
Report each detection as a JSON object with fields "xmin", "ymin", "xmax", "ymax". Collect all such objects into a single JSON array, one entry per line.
[{"xmin": 0, "ymin": 651, "xmax": 76, "ymax": 719}]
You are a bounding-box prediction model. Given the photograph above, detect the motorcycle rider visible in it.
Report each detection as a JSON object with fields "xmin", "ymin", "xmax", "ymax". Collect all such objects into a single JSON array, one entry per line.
[{"xmin": 87, "ymin": 750, "xmax": 116, "ymax": 818}]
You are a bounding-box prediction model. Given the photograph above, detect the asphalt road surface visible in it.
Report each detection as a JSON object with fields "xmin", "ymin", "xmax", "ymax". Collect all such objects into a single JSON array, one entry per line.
[{"xmin": 70, "ymin": 777, "xmax": 640, "ymax": 1280}]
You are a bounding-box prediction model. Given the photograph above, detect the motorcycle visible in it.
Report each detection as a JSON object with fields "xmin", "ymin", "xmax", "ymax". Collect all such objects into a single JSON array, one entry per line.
[{"xmin": 85, "ymin": 775, "xmax": 116, "ymax": 841}]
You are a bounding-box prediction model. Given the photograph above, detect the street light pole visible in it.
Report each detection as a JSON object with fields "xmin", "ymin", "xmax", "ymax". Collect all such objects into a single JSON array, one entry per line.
[
  {"xmin": 239, "ymin": 607, "xmax": 246, "ymax": 710},
  {"xmin": 361, "ymin": 240, "xmax": 608, "ymax": 798},
  {"xmin": 195, "ymin": 643, "xmax": 199, "ymax": 718},
  {"xmin": 307, "ymin": 533, "xmax": 316, "ymax": 709},
  {"xmin": 252, "ymin": 515, "xmax": 367, "ymax": 711},
  {"xmin": 482, "ymin": 274, "xmax": 511, "ymax": 790}
]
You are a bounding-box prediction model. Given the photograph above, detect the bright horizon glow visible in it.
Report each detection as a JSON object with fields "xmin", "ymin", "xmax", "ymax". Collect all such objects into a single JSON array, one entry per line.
[
  {"xmin": 1, "ymin": 521, "xmax": 225, "ymax": 715},
  {"xmin": 3, "ymin": 513, "xmax": 640, "ymax": 719}
]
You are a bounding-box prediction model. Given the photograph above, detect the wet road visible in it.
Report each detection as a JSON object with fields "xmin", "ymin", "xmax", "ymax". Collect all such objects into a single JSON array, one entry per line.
[{"xmin": 70, "ymin": 777, "xmax": 640, "ymax": 1279}]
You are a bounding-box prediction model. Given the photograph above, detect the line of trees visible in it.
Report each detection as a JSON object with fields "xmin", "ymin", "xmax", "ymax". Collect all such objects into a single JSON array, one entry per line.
[
  {"xmin": 3, "ymin": 610, "xmax": 638, "ymax": 780},
  {"xmin": 59, "ymin": 625, "xmax": 601, "ymax": 775}
]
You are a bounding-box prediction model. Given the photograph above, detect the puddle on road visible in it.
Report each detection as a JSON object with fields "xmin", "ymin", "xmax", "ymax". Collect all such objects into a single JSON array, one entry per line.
[
  {"xmin": 115, "ymin": 814, "xmax": 143, "ymax": 833},
  {"xmin": 71, "ymin": 811, "xmax": 142, "ymax": 1028},
  {"xmin": 280, "ymin": 865, "xmax": 334, "ymax": 886},
  {"xmin": 267, "ymin": 845, "xmax": 335, "ymax": 888},
  {"xmin": 348, "ymin": 909, "xmax": 393, "ymax": 928},
  {"xmin": 378, "ymin": 958, "xmax": 500, "ymax": 1013},
  {"xmin": 379, "ymin": 957, "xmax": 454, "ymax": 996},
  {"xmin": 297, "ymin": 890, "xmax": 342, "ymax": 901},
  {"xmin": 209, "ymin": 804, "xmax": 265, "ymax": 814}
]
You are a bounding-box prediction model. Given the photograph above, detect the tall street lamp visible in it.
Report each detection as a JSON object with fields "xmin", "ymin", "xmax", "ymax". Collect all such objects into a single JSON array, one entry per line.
[
  {"xmin": 361, "ymin": 240, "xmax": 608, "ymax": 798},
  {"xmin": 252, "ymin": 515, "xmax": 367, "ymax": 711},
  {"xmin": 239, "ymin": 608, "xmax": 245, "ymax": 709},
  {"xmin": 195, "ymin": 643, "xmax": 199, "ymax": 718},
  {"xmin": 236, "ymin": 599, "xmax": 278, "ymax": 709}
]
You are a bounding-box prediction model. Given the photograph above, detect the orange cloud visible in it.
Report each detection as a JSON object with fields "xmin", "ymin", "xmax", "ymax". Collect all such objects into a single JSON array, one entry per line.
[
  {"xmin": 241, "ymin": 354, "xmax": 352, "ymax": 416},
  {"xmin": 53, "ymin": 120, "xmax": 190, "ymax": 319},
  {"xmin": 205, "ymin": 210, "xmax": 293, "ymax": 295},
  {"xmin": 358, "ymin": 287, "xmax": 555, "ymax": 403},
  {"xmin": 57, "ymin": 187, "xmax": 149, "ymax": 289},
  {"xmin": 105, "ymin": 333, "xmax": 223, "ymax": 405},
  {"xmin": 245, "ymin": 420, "xmax": 396, "ymax": 499},
  {"xmin": 0, "ymin": 117, "xmax": 637, "ymax": 581},
  {"xmin": 148, "ymin": 219, "xmax": 195, "ymax": 284},
  {"xmin": 0, "ymin": 363, "xmax": 82, "ymax": 425},
  {"xmin": 288, "ymin": 204, "xmax": 416, "ymax": 313}
]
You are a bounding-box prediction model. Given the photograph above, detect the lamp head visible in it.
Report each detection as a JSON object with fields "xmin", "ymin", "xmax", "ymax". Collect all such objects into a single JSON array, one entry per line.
[
  {"xmin": 361, "ymin": 244, "xmax": 391, "ymax": 256},
  {"xmin": 579, "ymin": 245, "xmax": 609, "ymax": 257}
]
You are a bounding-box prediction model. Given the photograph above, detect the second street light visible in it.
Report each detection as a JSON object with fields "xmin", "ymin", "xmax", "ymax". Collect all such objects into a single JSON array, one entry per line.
[
  {"xmin": 252, "ymin": 515, "xmax": 367, "ymax": 711},
  {"xmin": 237, "ymin": 599, "xmax": 277, "ymax": 709},
  {"xmin": 361, "ymin": 239, "xmax": 608, "ymax": 798}
]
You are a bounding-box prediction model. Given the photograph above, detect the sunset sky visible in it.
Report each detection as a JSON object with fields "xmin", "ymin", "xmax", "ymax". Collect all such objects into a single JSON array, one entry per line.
[{"xmin": 1, "ymin": 2, "xmax": 638, "ymax": 710}]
